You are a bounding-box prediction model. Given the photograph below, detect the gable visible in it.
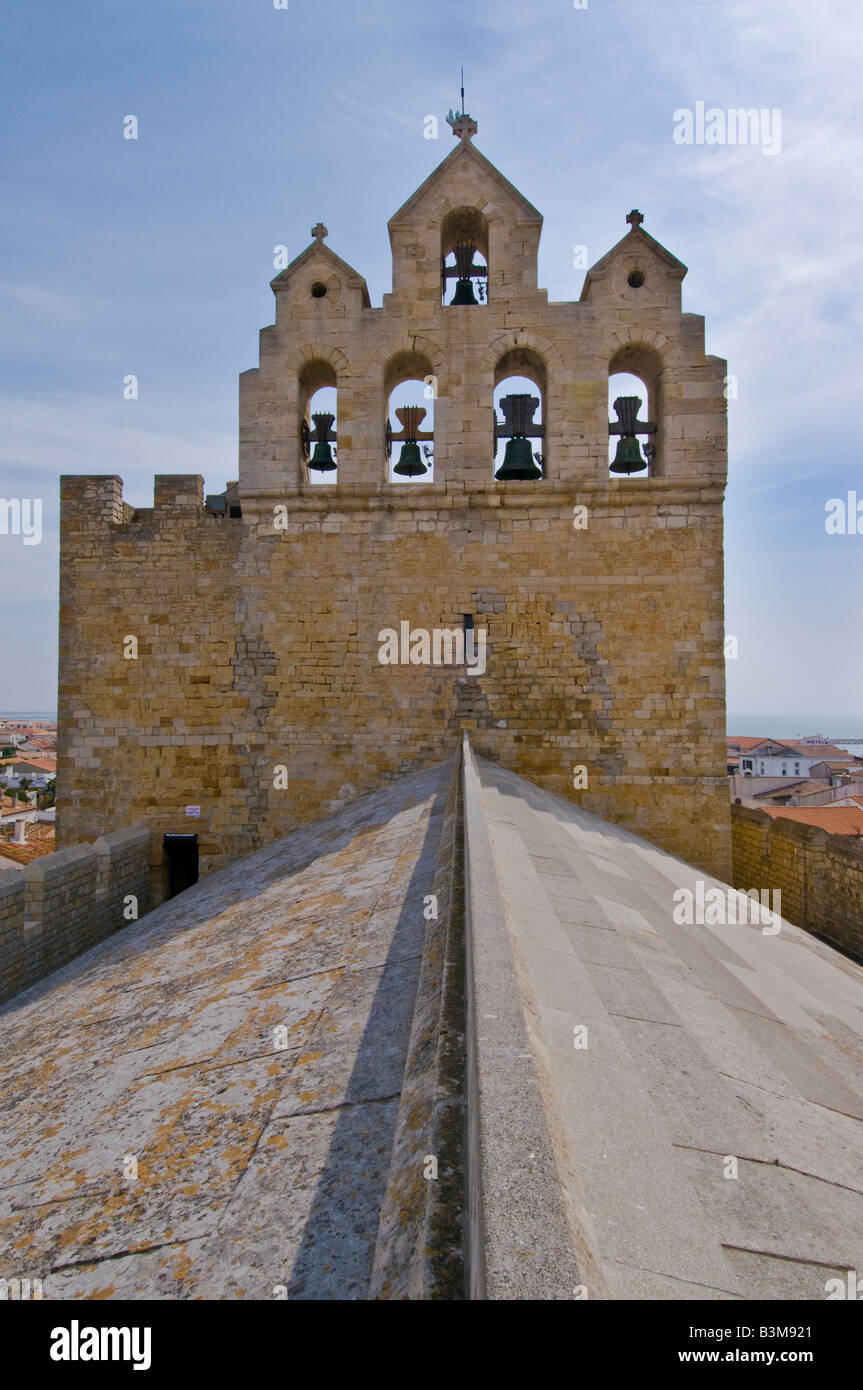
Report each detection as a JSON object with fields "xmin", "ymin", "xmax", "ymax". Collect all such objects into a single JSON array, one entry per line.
[
  {"xmin": 388, "ymin": 140, "xmax": 542, "ymax": 237},
  {"xmin": 271, "ymin": 240, "xmax": 371, "ymax": 307},
  {"xmin": 580, "ymin": 223, "xmax": 686, "ymax": 302}
]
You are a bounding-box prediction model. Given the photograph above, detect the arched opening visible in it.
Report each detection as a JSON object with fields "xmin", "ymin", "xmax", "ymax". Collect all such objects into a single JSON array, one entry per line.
[
  {"xmin": 608, "ymin": 345, "xmax": 662, "ymax": 476},
  {"xmin": 385, "ymin": 351, "xmax": 435, "ymax": 483},
  {"xmin": 299, "ymin": 360, "xmax": 338, "ymax": 484},
  {"xmin": 441, "ymin": 207, "xmax": 489, "ymax": 307},
  {"xmin": 493, "ymin": 347, "xmax": 546, "ymax": 481}
]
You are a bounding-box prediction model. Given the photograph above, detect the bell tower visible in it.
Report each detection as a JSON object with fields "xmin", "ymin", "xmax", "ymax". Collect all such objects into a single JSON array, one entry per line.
[{"xmin": 58, "ymin": 115, "xmax": 731, "ymax": 894}]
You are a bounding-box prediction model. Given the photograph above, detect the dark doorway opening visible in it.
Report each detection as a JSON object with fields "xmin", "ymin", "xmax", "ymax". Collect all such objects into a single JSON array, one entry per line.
[{"xmin": 163, "ymin": 834, "xmax": 199, "ymax": 899}]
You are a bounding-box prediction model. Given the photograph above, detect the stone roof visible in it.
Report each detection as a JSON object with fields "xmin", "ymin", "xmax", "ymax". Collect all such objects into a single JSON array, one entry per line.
[
  {"xmin": 467, "ymin": 750, "xmax": 863, "ymax": 1298},
  {"xmin": 0, "ymin": 759, "xmax": 459, "ymax": 1299},
  {"xmin": 1, "ymin": 743, "xmax": 862, "ymax": 1299}
]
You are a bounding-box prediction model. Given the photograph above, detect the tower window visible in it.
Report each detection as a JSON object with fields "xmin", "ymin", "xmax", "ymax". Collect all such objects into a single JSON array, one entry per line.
[
  {"xmin": 493, "ymin": 348, "xmax": 546, "ymax": 482},
  {"xmin": 298, "ymin": 360, "xmax": 338, "ymax": 485},
  {"xmin": 385, "ymin": 350, "xmax": 436, "ymax": 482},
  {"xmin": 440, "ymin": 207, "xmax": 489, "ymax": 306},
  {"xmin": 608, "ymin": 370, "xmax": 656, "ymax": 476}
]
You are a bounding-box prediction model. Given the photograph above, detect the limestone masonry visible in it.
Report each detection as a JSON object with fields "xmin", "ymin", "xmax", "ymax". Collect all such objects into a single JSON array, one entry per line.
[
  {"xmin": 57, "ymin": 134, "xmax": 730, "ymax": 901},
  {"xmin": 732, "ymin": 804, "xmax": 863, "ymax": 960}
]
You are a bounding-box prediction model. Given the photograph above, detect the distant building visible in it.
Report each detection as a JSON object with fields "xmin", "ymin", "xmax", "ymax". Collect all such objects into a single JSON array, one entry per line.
[
  {"xmin": 0, "ymin": 756, "xmax": 56, "ymax": 790},
  {"xmin": 728, "ymin": 737, "xmax": 852, "ymax": 778},
  {"xmin": 808, "ymin": 758, "xmax": 863, "ymax": 784}
]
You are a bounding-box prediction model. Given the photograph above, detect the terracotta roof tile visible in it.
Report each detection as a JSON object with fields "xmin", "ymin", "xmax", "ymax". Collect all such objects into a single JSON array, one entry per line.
[
  {"xmin": 762, "ymin": 805, "xmax": 863, "ymax": 835},
  {"xmin": 0, "ymin": 825, "xmax": 56, "ymax": 864}
]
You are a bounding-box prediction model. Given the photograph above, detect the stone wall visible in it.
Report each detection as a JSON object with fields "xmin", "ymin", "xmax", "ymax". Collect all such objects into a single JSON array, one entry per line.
[
  {"xmin": 57, "ymin": 473, "xmax": 730, "ymax": 894},
  {"xmin": 731, "ymin": 804, "xmax": 863, "ymax": 957},
  {"xmin": 0, "ymin": 823, "xmax": 150, "ymax": 1004}
]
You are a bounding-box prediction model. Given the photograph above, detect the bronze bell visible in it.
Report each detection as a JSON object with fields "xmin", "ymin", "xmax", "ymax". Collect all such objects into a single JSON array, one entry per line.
[
  {"xmin": 609, "ymin": 396, "xmax": 649, "ymax": 475},
  {"xmin": 308, "ymin": 412, "xmax": 337, "ymax": 472},
  {"xmin": 392, "ymin": 406, "xmax": 430, "ymax": 477},
  {"xmin": 394, "ymin": 441, "xmax": 426, "ymax": 476},
  {"xmin": 610, "ymin": 435, "xmax": 645, "ymax": 473},
  {"xmin": 450, "ymin": 243, "xmax": 479, "ymax": 305},
  {"xmin": 494, "ymin": 393, "xmax": 543, "ymax": 480}
]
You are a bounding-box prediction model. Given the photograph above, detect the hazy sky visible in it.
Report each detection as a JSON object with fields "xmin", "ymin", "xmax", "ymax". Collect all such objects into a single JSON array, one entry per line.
[{"xmin": 1, "ymin": 0, "xmax": 861, "ymax": 716}]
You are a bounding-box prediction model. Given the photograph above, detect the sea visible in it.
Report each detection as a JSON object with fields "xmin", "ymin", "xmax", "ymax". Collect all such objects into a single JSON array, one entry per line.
[
  {"xmin": 727, "ymin": 714, "xmax": 863, "ymax": 754},
  {"xmin": 1, "ymin": 712, "xmax": 57, "ymax": 722}
]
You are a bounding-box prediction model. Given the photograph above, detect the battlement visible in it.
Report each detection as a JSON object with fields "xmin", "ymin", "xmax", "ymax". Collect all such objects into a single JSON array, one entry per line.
[{"xmin": 0, "ymin": 823, "xmax": 151, "ymax": 1005}]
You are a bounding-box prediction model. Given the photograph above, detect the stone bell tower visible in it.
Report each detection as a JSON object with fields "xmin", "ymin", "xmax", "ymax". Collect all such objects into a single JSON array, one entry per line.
[{"xmin": 57, "ymin": 112, "xmax": 730, "ymax": 896}]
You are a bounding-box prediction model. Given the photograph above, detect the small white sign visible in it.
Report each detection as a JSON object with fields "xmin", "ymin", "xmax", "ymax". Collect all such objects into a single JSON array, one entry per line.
[{"xmin": 185, "ymin": 806, "xmax": 201, "ymax": 818}]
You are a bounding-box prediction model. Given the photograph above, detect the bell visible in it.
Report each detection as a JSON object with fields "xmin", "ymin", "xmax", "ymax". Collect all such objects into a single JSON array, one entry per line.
[
  {"xmin": 495, "ymin": 437, "xmax": 543, "ymax": 481},
  {"xmin": 308, "ymin": 413, "xmax": 337, "ymax": 472},
  {"xmin": 393, "ymin": 441, "xmax": 427, "ymax": 477},
  {"xmin": 495, "ymin": 393, "xmax": 543, "ymax": 480},
  {"xmin": 610, "ymin": 435, "xmax": 646, "ymax": 474},
  {"xmin": 451, "ymin": 277, "xmax": 478, "ymax": 306},
  {"xmin": 309, "ymin": 440, "xmax": 336, "ymax": 471},
  {"xmin": 449, "ymin": 242, "xmax": 480, "ymax": 305},
  {"xmin": 609, "ymin": 396, "xmax": 649, "ymax": 474},
  {"xmin": 391, "ymin": 405, "xmax": 430, "ymax": 477}
]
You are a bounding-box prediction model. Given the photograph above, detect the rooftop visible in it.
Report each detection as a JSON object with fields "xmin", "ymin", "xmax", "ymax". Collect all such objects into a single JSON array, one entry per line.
[
  {"xmin": 0, "ymin": 824, "xmax": 56, "ymax": 866},
  {"xmin": 1, "ymin": 745, "xmax": 862, "ymax": 1299},
  {"xmin": 762, "ymin": 805, "xmax": 863, "ymax": 835}
]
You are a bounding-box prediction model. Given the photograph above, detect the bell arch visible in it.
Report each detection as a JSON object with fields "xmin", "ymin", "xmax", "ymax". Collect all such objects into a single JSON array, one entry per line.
[
  {"xmin": 384, "ymin": 349, "xmax": 437, "ymax": 483},
  {"xmin": 607, "ymin": 342, "xmax": 664, "ymax": 478},
  {"xmin": 440, "ymin": 206, "xmax": 489, "ymax": 306},
  {"xmin": 493, "ymin": 346, "xmax": 547, "ymax": 482},
  {"xmin": 298, "ymin": 359, "xmax": 338, "ymax": 483}
]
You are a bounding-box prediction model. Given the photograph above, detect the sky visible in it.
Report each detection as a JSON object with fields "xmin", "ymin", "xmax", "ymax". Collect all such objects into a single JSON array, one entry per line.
[{"xmin": 0, "ymin": 0, "xmax": 861, "ymax": 719}]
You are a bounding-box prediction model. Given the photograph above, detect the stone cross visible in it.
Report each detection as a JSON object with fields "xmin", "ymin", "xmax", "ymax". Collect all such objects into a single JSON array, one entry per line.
[
  {"xmin": 626, "ymin": 209, "xmax": 644, "ymax": 229},
  {"xmin": 446, "ymin": 110, "xmax": 478, "ymax": 142},
  {"xmin": 311, "ymin": 223, "xmax": 328, "ymax": 244}
]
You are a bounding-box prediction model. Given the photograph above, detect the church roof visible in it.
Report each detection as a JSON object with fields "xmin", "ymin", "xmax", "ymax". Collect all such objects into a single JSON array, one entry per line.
[{"xmin": 2, "ymin": 742, "xmax": 861, "ymax": 1299}]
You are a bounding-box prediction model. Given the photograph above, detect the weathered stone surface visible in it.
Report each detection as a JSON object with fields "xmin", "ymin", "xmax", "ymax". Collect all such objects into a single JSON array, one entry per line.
[
  {"xmin": 469, "ymin": 751, "xmax": 863, "ymax": 1300},
  {"xmin": 0, "ymin": 762, "xmax": 459, "ymax": 1300},
  {"xmin": 3, "ymin": 743, "xmax": 862, "ymax": 1300}
]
